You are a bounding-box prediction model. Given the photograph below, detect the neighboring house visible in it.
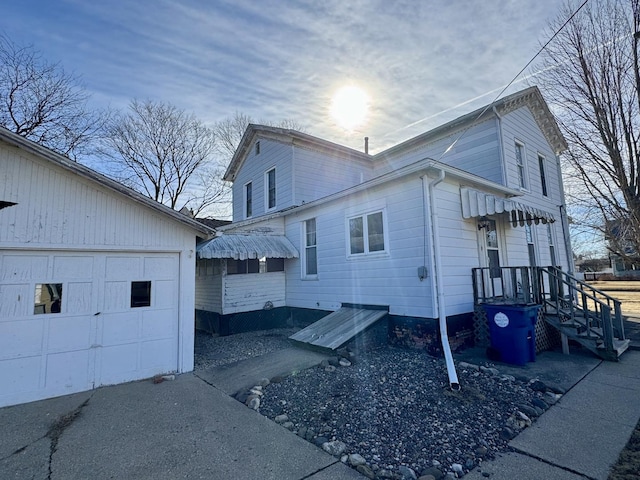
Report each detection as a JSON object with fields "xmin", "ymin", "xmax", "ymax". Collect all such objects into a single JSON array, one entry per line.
[
  {"xmin": 0, "ymin": 127, "xmax": 213, "ymax": 408},
  {"xmin": 606, "ymin": 220, "xmax": 640, "ymax": 278},
  {"xmin": 195, "ymin": 86, "xmax": 572, "ymax": 345}
]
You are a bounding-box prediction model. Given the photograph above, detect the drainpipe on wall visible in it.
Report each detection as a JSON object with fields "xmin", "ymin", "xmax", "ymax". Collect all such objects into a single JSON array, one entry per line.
[{"xmin": 423, "ymin": 170, "xmax": 461, "ymax": 391}]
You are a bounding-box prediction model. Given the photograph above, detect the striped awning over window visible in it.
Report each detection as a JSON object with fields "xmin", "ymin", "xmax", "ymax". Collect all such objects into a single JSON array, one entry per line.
[
  {"xmin": 197, "ymin": 234, "xmax": 299, "ymax": 260},
  {"xmin": 460, "ymin": 187, "xmax": 555, "ymax": 227}
]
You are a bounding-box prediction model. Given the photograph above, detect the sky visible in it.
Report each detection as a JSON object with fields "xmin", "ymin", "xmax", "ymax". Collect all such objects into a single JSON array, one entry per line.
[{"xmin": 2, "ymin": 0, "xmax": 568, "ymax": 155}]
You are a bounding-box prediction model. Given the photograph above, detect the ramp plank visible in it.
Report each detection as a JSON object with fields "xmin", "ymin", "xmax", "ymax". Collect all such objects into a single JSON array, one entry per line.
[{"xmin": 289, "ymin": 308, "xmax": 387, "ymax": 350}]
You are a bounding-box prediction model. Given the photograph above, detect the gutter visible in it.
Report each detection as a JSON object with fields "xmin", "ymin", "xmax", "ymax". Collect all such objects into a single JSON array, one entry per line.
[{"xmin": 423, "ymin": 170, "xmax": 461, "ymax": 391}]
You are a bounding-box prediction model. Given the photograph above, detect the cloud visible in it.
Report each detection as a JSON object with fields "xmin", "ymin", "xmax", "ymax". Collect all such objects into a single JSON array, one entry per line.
[{"xmin": 4, "ymin": 0, "xmax": 562, "ymax": 152}]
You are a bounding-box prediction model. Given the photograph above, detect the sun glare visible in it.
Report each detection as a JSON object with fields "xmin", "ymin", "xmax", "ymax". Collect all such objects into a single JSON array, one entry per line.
[{"xmin": 330, "ymin": 85, "xmax": 370, "ymax": 131}]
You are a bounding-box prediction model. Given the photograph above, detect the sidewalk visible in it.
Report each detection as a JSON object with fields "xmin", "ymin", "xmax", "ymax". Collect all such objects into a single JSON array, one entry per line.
[{"xmin": 465, "ymin": 349, "xmax": 640, "ymax": 480}]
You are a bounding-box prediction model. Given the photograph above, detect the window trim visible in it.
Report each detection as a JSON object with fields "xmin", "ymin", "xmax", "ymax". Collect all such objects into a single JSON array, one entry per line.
[
  {"xmin": 265, "ymin": 167, "xmax": 276, "ymax": 211},
  {"xmin": 514, "ymin": 140, "xmax": 528, "ymax": 190},
  {"xmin": 244, "ymin": 181, "xmax": 253, "ymax": 219},
  {"xmin": 302, "ymin": 217, "xmax": 318, "ymax": 279},
  {"xmin": 346, "ymin": 208, "xmax": 389, "ymax": 258}
]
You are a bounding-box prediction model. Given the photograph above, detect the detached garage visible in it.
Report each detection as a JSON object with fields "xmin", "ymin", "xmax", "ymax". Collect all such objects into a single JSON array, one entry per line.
[{"xmin": 0, "ymin": 128, "xmax": 212, "ymax": 408}]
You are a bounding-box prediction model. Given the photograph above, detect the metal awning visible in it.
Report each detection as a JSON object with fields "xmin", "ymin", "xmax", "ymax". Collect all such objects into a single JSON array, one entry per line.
[
  {"xmin": 460, "ymin": 187, "xmax": 555, "ymax": 227},
  {"xmin": 196, "ymin": 234, "xmax": 299, "ymax": 260}
]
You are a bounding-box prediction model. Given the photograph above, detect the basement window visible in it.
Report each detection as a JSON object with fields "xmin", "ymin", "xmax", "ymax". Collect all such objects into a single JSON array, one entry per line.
[
  {"xmin": 131, "ymin": 281, "xmax": 151, "ymax": 308},
  {"xmin": 34, "ymin": 283, "xmax": 63, "ymax": 314}
]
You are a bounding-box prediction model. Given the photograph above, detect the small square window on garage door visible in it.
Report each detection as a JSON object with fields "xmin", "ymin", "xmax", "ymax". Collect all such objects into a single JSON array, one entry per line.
[{"xmin": 131, "ymin": 281, "xmax": 151, "ymax": 308}]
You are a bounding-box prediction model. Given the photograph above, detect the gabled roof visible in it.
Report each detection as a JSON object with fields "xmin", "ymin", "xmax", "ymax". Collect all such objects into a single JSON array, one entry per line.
[
  {"xmin": 223, "ymin": 87, "xmax": 567, "ymax": 185},
  {"xmin": 0, "ymin": 127, "xmax": 214, "ymax": 237},
  {"xmin": 375, "ymin": 86, "xmax": 567, "ymax": 159},
  {"xmin": 223, "ymin": 124, "xmax": 371, "ymax": 182}
]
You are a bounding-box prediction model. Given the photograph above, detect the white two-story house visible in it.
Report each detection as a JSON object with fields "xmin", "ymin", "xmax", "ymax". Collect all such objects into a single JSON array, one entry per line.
[{"xmin": 195, "ymin": 86, "xmax": 571, "ymax": 353}]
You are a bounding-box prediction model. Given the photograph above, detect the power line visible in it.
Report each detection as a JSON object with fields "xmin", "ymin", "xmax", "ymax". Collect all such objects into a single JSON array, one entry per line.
[{"xmin": 436, "ymin": 0, "xmax": 590, "ymax": 161}]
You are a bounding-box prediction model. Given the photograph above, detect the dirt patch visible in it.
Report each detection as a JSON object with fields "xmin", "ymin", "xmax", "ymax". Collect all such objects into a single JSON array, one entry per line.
[{"xmin": 609, "ymin": 417, "xmax": 640, "ymax": 480}]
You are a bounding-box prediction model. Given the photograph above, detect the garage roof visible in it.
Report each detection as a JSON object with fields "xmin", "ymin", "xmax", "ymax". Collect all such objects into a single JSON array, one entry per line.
[
  {"xmin": 196, "ymin": 234, "xmax": 299, "ymax": 260},
  {"xmin": 0, "ymin": 127, "xmax": 213, "ymax": 237}
]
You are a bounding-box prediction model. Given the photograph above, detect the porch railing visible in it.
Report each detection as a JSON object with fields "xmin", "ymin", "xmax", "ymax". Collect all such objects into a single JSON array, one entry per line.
[
  {"xmin": 472, "ymin": 266, "xmax": 540, "ymax": 305},
  {"xmin": 537, "ymin": 266, "xmax": 625, "ymax": 342}
]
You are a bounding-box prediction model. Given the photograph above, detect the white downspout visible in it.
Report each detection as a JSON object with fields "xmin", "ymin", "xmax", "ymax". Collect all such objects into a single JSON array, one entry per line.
[{"xmin": 423, "ymin": 170, "xmax": 460, "ymax": 390}]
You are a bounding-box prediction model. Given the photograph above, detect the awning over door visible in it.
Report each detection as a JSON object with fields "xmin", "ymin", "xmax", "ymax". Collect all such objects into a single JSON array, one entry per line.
[
  {"xmin": 197, "ymin": 234, "xmax": 299, "ymax": 260},
  {"xmin": 460, "ymin": 187, "xmax": 555, "ymax": 227}
]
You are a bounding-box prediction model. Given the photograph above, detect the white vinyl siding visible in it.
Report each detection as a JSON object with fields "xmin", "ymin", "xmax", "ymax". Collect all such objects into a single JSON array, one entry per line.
[
  {"xmin": 222, "ymin": 272, "xmax": 285, "ymax": 314},
  {"xmin": 232, "ymin": 140, "xmax": 293, "ymax": 221}
]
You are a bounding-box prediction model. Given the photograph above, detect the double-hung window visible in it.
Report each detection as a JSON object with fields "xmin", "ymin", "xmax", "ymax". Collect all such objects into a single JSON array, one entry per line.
[
  {"xmin": 303, "ymin": 218, "xmax": 317, "ymax": 277},
  {"xmin": 538, "ymin": 154, "xmax": 548, "ymax": 197},
  {"xmin": 515, "ymin": 142, "xmax": 527, "ymax": 189},
  {"xmin": 244, "ymin": 182, "xmax": 252, "ymax": 218},
  {"xmin": 266, "ymin": 168, "xmax": 276, "ymax": 210},
  {"xmin": 348, "ymin": 210, "xmax": 386, "ymax": 256}
]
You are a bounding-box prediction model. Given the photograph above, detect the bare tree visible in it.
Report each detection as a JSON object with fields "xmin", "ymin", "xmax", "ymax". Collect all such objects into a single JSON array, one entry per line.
[
  {"xmin": 536, "ymin": 0, "xmax": 640, "ymax": 265},
  {"xmin": 213, "ymin": 111, "xmax": 306, "ymax": 166},
  {"xmin": 103, "ymin": 99, "xmax": 225, "ymax": 213},
  {"xmin": 0, "ymin": 35, "xmax": 105, "ymax": 159}
]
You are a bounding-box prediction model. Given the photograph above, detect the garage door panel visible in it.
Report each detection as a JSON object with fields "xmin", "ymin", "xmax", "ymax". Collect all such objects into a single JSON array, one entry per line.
[
  {"xmin": 66, "ymin": 282, "xmax": 94, "ymax": 314},
  {"xmin": 105, "ymin": 256, "xmax": 141, "ymax": 280},
  {"xmin": 144, "ymin": 256, "xmax": 177, "ymax": 280},
  {"xmin": 154, "ymin": 280, "xmax": 176, "ymax": 309},
  {"xmin": 47, "ymin": 316, "xmax": 92, "ymax": 352},
  {"xmin": 0, "ymin": 284, "xmax": 30, "ymax": 318},
  {"xmin": 98, "ymin": 344, "xmax": 139, "ymax": 385},
  {"xmin": 103, "ymin": 281, "xmax": 129, "ymax": 312},
  {"xmin": 53, "ymin": 256, "xmax": 94, "ymax": 279},
  {"xmin": 45, "ymin": 350, "xmax": 92, "ymax": 390},
  {"xmin": 141, "ymin": 309, "xmax": 176, "ymax": 339},
  {"xmin": 1, "ymin": 255, "xmax": 48, "ymax": 281},
  {"xmin": 0, "ymin": 356, "xmax": 42, "ymax": 393},
  {"xmin": 101, "ymin": 312, "xmax": 140, "ymax": 345},
  {"xmin": 0, "ymin": 319, "xmax": 44, "ymax": 359},
  {"xmin": 140, "ymin": 338, "xmax": 175, "ymax": 371}
]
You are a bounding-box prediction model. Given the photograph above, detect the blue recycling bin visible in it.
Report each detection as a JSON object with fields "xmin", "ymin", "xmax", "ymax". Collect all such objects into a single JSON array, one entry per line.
[{"xmin": 483, "ymin": 304, "xmax": 540, "ymax": 366}]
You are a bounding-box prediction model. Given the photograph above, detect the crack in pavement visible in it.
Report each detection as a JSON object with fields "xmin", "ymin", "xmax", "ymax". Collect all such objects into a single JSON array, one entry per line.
[{"xmin": 45, "ymin": 394, "xmax": 94, "ymax": 480}]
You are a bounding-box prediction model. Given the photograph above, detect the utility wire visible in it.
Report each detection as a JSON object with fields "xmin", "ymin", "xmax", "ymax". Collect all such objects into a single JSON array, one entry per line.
[{"xmin": 436, "ymin": 0, "xmax": 590, "ymax": 161}]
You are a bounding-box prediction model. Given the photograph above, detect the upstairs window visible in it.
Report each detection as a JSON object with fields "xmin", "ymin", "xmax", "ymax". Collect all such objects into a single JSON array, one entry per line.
[
  {"xmin": 538, "ymin": 154, "xmax": 548, "ymax": 197},
  {"xmin": 255, "ymin": 141, "xmax": 260, "ymax": 155},
  {"xmin": 515, "ymin": 142, "xmax": 527, "ymax": 189},
  {"xmin": 348, "ymin": 210, "xmax": 386, "ymax": 256},
  {"xmin": 244, "ymin": 182, "xmax": 253, "ymax": 218},
  {"xmin": 266, "ymin": 168, "xmax": 276, "ymax": 210},
  {"xmin": 304, "ymin": 218, "xmax": 318, "ymax": 276}
]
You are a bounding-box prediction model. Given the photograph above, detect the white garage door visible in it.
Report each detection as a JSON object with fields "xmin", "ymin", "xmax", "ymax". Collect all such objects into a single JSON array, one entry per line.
[{"xmin": 0, "ymin": 251, "xmax": 180, "ymax": 407}]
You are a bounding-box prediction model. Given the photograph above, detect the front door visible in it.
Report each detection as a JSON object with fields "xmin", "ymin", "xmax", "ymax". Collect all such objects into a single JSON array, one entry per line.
[{"xmin": 478, "ymin": 218, "xmax": 503, "ymax": 297}]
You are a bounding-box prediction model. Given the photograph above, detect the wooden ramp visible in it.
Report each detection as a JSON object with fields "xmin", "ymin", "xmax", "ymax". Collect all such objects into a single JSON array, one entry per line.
[{"xmin": 289, "ymin": 307, "xmax": 387, "ymax": 350}]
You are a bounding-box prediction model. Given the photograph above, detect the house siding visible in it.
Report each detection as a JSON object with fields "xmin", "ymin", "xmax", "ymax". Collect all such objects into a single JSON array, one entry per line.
[
  {"xmin": 294, "ymin": 146, "xmax": 374, "ymax": 204},
  {"xmin": 374, "ymin": 118, "xmax": 503, "ymax": 185},
  {"xmin": 223, "ymin": 272, "xmax": 286, "ymax": 314},
  {"xmin": 231, "ymin": 139, "xmax": 293, "ymax": 221}
]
